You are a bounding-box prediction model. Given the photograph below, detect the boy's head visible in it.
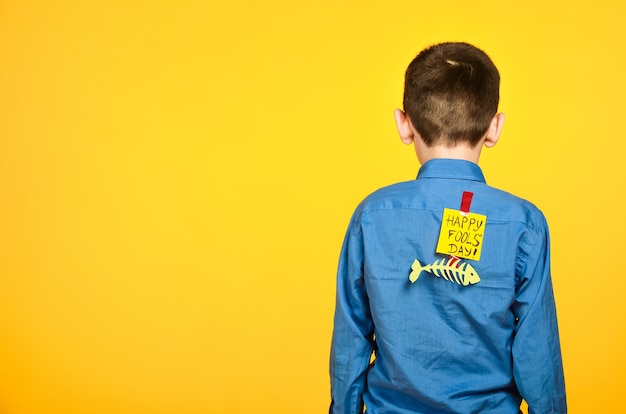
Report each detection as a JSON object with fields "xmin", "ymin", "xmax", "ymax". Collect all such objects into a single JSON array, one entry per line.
[{"xmin": 400, "ymin": 42, "xmax": 501, "ymax": 148}]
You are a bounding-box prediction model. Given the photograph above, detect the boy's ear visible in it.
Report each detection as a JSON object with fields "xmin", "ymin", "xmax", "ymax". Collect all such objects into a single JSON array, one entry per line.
[
  {"xmin": 483, "ymin": 112, "xmax": 505, "ymax": 148},
  {"xmin": 394, "ymin": 109, "xmax": 416, "ymax": 145}
]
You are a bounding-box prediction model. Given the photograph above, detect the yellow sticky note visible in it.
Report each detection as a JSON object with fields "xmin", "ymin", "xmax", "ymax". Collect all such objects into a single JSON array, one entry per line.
[{"xmin": 435, "ymin": 208, "xmax": 487, "ymax": 261}]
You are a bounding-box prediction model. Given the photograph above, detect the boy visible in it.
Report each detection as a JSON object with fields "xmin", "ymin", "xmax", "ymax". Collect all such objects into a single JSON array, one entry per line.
[{"xmin": 329, "ymin": 42, "xmax": 566, "ymax": 413}]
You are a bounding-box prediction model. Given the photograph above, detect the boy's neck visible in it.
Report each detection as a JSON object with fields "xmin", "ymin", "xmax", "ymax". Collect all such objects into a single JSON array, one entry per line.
[
  {"xmin": 394, "ymin": 109, "xmax": 504, "ymax": 165},
  {"xmin": 394, "ymin": 109, "xmax": 503, "ymax": 166},
  {"xmin": 414, "ymin": 140, "xmax": 483, "ymax": 165}
]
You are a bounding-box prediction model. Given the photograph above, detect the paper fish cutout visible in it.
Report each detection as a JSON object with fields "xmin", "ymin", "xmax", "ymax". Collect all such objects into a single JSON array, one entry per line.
[{"xmin": 409, "ymin": 257, "xmax": 480, "ymax": 286}]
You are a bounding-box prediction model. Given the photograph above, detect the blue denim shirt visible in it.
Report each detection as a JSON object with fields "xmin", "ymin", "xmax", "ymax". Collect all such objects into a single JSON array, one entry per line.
[{"xmin": 330, "ymin": 159, "xmax": 566, "ymax": 414}]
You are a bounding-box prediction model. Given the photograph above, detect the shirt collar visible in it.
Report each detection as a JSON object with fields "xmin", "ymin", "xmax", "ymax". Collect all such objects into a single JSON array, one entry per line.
[{"xmin": 416, "ymin": 158, "xmax": 486, "ymax": 183}]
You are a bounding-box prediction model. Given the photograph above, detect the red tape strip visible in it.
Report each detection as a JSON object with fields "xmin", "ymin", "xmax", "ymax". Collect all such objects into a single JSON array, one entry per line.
[{"xmin": 460, "ymin": 191, "xmax": 474, "ymax": 214}]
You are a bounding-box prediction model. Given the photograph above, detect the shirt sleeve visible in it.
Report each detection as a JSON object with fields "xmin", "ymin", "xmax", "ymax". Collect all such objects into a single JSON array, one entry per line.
[
  {"xmin": 512, "ymin": 213, "xmax": 567, "ymax": 414},
  {"xmin": 329, "ymin": 214, "xmax": 375, "ymax": 414}
]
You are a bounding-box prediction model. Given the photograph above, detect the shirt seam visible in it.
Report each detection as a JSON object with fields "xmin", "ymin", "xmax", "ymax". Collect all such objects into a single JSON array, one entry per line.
[{"xmin": 358, "ymin": 207, "xmax": 538, "ymax": 227}]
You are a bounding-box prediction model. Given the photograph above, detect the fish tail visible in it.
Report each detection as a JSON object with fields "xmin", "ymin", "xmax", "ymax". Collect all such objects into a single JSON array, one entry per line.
[{"xmin": 409, "ymin": 259, "xmax": 423, "ymax": 283}]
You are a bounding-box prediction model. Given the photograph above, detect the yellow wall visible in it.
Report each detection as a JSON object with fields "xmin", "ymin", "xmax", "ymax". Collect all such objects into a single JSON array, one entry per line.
[{"xmin": 0, "ymin": 1, "xmax": 624, "ymax": 413}]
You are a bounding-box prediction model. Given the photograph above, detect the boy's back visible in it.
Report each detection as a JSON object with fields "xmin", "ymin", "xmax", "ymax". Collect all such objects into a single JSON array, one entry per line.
[
  {"xmin": 331, "ymin": 159, "xmax": 565, "ymax": 413},
  {"xmin": 329, "ymin": 43, "xmax": 566, "ymax": 414}
]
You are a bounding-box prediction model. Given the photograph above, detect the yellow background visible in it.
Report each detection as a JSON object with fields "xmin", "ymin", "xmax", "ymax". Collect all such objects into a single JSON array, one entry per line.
[{"xmin": 0, "ymin": 1, "xmax": 624, "ymax": 413}]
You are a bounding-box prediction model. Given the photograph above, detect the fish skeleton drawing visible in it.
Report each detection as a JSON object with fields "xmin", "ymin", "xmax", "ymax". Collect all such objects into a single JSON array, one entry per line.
[{"xmin": 409, "ymin": 257, "xmax": 481, "ymax": 286}]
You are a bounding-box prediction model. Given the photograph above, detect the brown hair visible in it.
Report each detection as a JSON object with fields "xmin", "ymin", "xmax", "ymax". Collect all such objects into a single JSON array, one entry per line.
[{"xmin": 403, "ymin": 42, "xmax": 500, "ymax": 147}]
